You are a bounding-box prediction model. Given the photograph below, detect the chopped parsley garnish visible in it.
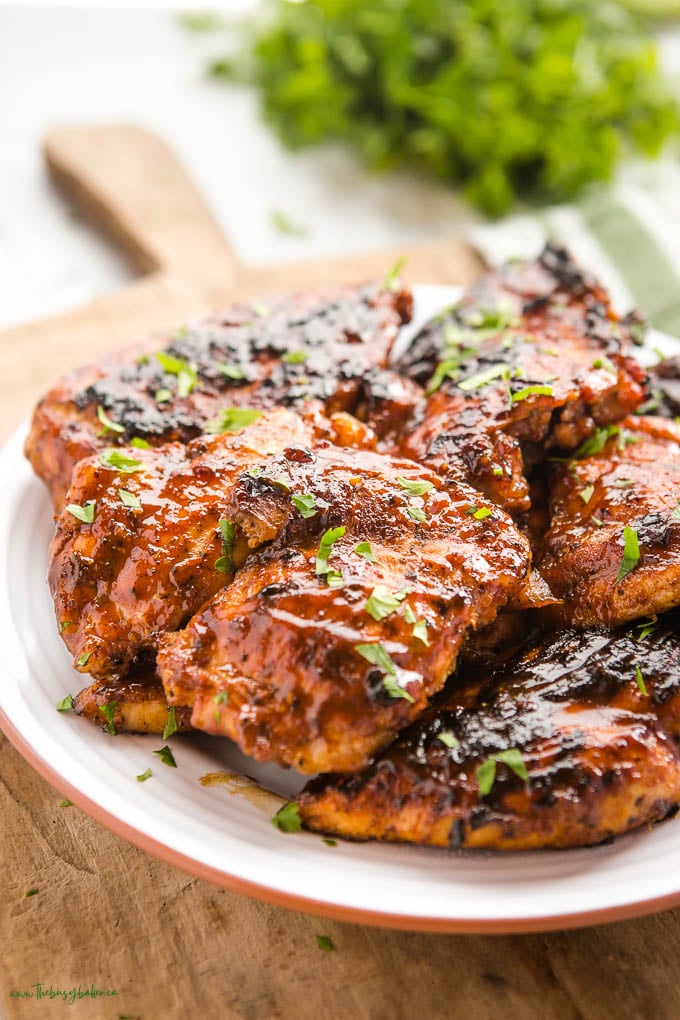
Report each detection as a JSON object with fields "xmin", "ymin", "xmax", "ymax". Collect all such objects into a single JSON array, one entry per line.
[
  {"xmin": 291, "ymin": 492, "xmax": 318, "ymax": 518},
  {"xmin": 458, "ymin": 363, "xmax": 508, "ymax": 392},
  {"xmin": 571, "ymin": 425, "xmax": 619, "ymax": 460},
  {"xmin": 365, "ymin": 585, "xmax": 409, "ymax": 622},
  {"xmin": 412, "ymin": 619, "xmax": 429, "ymax": 645},
  {"xmin": 356, "ymin": 643, "xmax": 415, "ymax": 702},
  {"xmin": 355, "ymin": 541, "xmax": 375, "ymax": 562},
  {"xmin": 510, "ymin": 384, "xmax": 553, "ymax": 404},
  {"xmin": 56, "ymin": 694, "xmax": 74, "ymax": 712},
  {"xmin": 282, "ymin": 350, "xmax": 310, "ymax": 365},
  {"xmin": 247, "ymin": 465, "xmax": 260, "ymax": 478},
  {"xmin": 252, "ymin": 301, "xmax": 271, "ymax": 317},
  {"xmin": 273, "ymin": 475, "xmax": 292, "ymax": 492},
  {"xmin": 407, "ymin": 506, "xmax": 427, "ymax": 523},
  {"xmin": 476, "ymin": 748, "xmax": 529, "ymax": 796},
  {"xmin": 579, "ymin": 485, "xmax": 595, "ymax": 505},
  {"xmin": 162, "ymin": 706, "xmax": 178, "ymax": 740},
  {"xmin": 466, "ymin": 506, "xmax": 492, "ymax": 520},
  {"xmin": 59, "ymin": 620, "xmax": 72, "ymax": 633},
  {"xmin": 272, "ymin": 802, "xmax": 302, "ymax": 832},
  {"xmin": 136, "ymin": 768, "xmax": 153, "ymax": 782},
  {"xmin": 492, "ymin": 466, "xmax": 504, "ymax": 477},
  {"xmin": 426, "ymin": 358, "xmax": 462, "ymax": 395},
  {"xmin": 152, "ymin": 745, "xmax": 177, "ymax": 768},
  {"xmin": 25, "ymin": 888, "xmax": 39, "ymax": 898},
  {"xmin": 383, "ymin": 256, "xmax": 406, "ymax": 292},
  {"xmin": 316, "ymin": 935, "xmax": 335, "ymax": 952},
  {"xmin": 77, "ymin": 652, "xmax": 91, "ymax": 667},
  {"xmin": 325, "ymin": 570, "xmax": 344, "ymax": 588},
  {"xmin": 205, "ymin": 407, "xmax": 263, "ymax": 435},
  {"xmin": 616, "ymin": 525, "xmax": 640, "ymax": 582},
  {"xmin": 402, "ymin": 604, "xmax": 416, "ymax": 625},
  {"xmin": 635, "ymin": 666, "xmax": 648, "ymax": 696},
  {"xmin": 119, "ymin": 489, "xmax": 141, "ymax": 510},
  {"xmin": 66, "ymin": 501, "xmax": 96, "ymax": 524},
  {"xmin": 96, "ymin": 405, "xmax": 125, "ymax": 434},
  {"xmin": 131, "ymin": 437, "xmax": 151, "ymax": 449},
  {"xmin": 612, "ymin": 479, "xmax": 634, "ymax": 489},
  {"xmin": 217, "ymin": 363, "xmax": 247, "ymax": 380},
  {"xmin": 99, "ymin": 700, "xmax": 119, "ymax": 736},
  {"xmin": 437, "ymin": 731, "xmax": 459, "ymax": 749},
  {"xmin": 315, "ymin": 526, "xmax": 346, "ymax": 579},
  {"xmin": 396, "ymin": 476, "xmax": 434, "ymax": 497},
  {"xmin": 155, "ymin": 388, "xmax": 172, "ymax": 404},
  {"xmin": 215, "ymin": 519, "xmax": 235, "ymax": 574},
  {"xmin": 156, "ymin": 351, "xmax": 199, "ymax": 397},
  {"xmin": 322, "ymin": 838, "xmax": 337, "ymax": 847},
  {"xmin": 271, "ymin": 209, "xmax": 309, "ymax": 237},
  {"xmin": 673, "ymin": 501, "xmax": 680, "ymax": 521},
  {"xmin": 59, "ymin": 799, "xmax": 72, "ymax": 807},
  {"xmin": 100, "ymin": 449, "xmax": 142, "ymax": 473},
  {"xmin": 215, "ymin": 691, "xmax": 229, "ymax": 705},
  {"xmin": 592, "ymin": 356, "xmax": 616, "ymax": 372},
  {"xmin": 636, "ymin": 616, "xmax": 658, "ymax": 641}
]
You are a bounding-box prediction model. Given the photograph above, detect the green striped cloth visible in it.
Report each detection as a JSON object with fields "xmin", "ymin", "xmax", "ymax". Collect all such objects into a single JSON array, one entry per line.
[{"xmin": 467, "ymin": 159, "xmax": 680, "ymax": 336}]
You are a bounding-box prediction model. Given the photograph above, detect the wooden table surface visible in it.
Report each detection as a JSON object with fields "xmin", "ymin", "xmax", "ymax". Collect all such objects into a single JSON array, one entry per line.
[{"xmin": 2, "ymin": 126, "xmax": 679, "ymax": 1020}]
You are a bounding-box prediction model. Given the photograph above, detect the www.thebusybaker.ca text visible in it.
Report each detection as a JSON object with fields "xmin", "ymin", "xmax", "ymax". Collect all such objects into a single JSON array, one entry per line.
[{"xmin": 9, "ymin": 983, "xmax": 118, "ymax": 1006}]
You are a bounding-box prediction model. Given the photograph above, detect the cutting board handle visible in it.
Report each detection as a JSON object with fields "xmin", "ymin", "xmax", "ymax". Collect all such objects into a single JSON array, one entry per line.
[{"xmin": 44, "ymin": 124, "xmax": 239, "ymax": 287}]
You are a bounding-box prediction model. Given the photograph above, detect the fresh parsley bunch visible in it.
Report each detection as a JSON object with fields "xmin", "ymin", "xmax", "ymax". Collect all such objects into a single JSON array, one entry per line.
[{"xmin": 207, "ymin": 0, "xmax": 679, "ymax": 216}]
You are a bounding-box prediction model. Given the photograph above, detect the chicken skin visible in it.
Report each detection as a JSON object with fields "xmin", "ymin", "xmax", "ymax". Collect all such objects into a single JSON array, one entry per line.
[
  {"xmin": 26, "ymin": 281, "xmax": 411, "ymax": 507},
  {"xmin": 73, "ymin": 666, "xmax": 194, "ymax": 736},
  {"xmin": 539, "ymin": 416, "xmax": 680, "ymax": 627},
  {"xmin": 394, "ymin": 244, "xmax": 647, "ymax": 513},
  {"xmin": 48, "ymin": 408, "xmax": 336, "ymax": 680},
  {"xmin": 157, "ymin": 445, "xmax": 531, "ymax": 774},
  {"xmin": 296, "ymin": 612, "xmax": 680, "ymax": 849}
]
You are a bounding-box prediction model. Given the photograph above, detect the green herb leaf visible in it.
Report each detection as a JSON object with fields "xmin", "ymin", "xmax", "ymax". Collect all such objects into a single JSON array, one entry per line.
[
  {"xmin": 407, "ymin": 506, "xmax": 427, "ymax": 523},
  {"xmin": 458, "ymin": 364, "xmax": 509, "ymax": 392},
  {"xmin": 131, "ymin": 437, "xmax": 151, "ymax": 449},
  {"xmin": 383, "ymin": 256, "xmax": 406, "ymax": 292},
  {"xmin": 636, "ymin": 616, "xmax": 658, "ymax": 641},
  {"xmin": 66, "ymin": 501, "xmax": 96, "ymax": 524},
  {"xmin": 325, "ymin": 569, "xmax": 345, "ymax": 588},
  {"xmin": 136, "ymin": 768, "xmax": 152, "ymax": 782},
  {"xmin": 412, "ymin": 619, "xmax": 429, "ymax": 645},
  {"xmin": 322, "ymin": 838, "xmax": 337, "ymax": 847},
  {"xmin": 617, "ymin": 525, "xmax": 640, "ymax": 582},
  {"xmin": 97, "ymin": 405, "xmax": 124, "ymax": 434},
  {"xmin": 272, "ymin": 802, "xmax": 302, "ymax": 832},
  {"xmin": 382, "ymin": 674, "xmax": 416, "ymax": 703},
  {"xmin": 579, "ymin": 485, "xmax": 595, "ymax": 505},
  {"xmin": 673, "ymin": 501, "xmax": 680, "ymax": 521},
  {"xmin": 477, "ymin": 748, "xmax": 528, "ymax": 795},
  {"xmin": 77, "ymin": 652, "xmax": 91, "ymax": 667},
  {"xmin": 316, "ymin": 935, "xmax": 335, "ymax": 951},
  {"xmin": 497, "ymin": 748, "xmax": 529, "ymax": 781},
  {"xmin": 56, "ymin": 694, "xmax": 74, "ymax": 713},
  {"xmin": 355, "ymin": 642, "xmax": 396, "ymax": 675},
  {"xmin": 155, "ymin": 388, "xmax": 173, "ymax": 404},
  {"xmin": 466, "ymin": 506, "xmax": 492, "ymax": 520},
  {"xmin": 99, "ymin": 700, "xmax": 119, "ymax": 736},
  {"xmin": 252, "ymin": 301, "xmax": 270, "ymax": 318},
  {"xmin": 162, "ymin": 706, "xmax": 178, "ymax": 740},
  {"xmin": 475, "ymin": 757, "xmax": 497, "ymax": 796},
  {"xmin": 635, "ymin": 665, "xmax": 648, "ymax": 696},
  {"xmin": 59, "ymin": 799, "xmax": 73, "ymax": 807},
  {"xmin": 437, "ymin": 731, "xmax": 459, "ymax": 748},
  {"xmin": 25, "ymin": 888, "xmax": 39, "ymax": 898},
  {"xmin": 119, "ymin": 489, "xmax": 141, "ymax": 510},
  {"xmin": 205, "ymin": 407, "xmax": 263, "ymax": 435},
  {"xmin": 355, "ymin": 541, "xmax": 375, "ymax": 562},
  {"xmin": 572, "ymin": 425, "xmax": 619, "ymax": 460},
  {"xmin": 396, "ymin": 476, "xmax": 434, "ymax": 497},
  {"xmin": 510, "ymin": 384, "xmax": 554, "ymax": 404},
  {"xmin": 59, "ymin": 620, "xmax": 72, "ymax": 633},
  {"xmin": 291, "ymin": 492, "xmax": 318, "ymax": 518},
  {"xmin": 402, "ymin": 603, "xmax": 416, "ymax": 625},
  {"xmin": 100, "ymin": 449, "xmax": 142, "ymax": 473},
  {"xmin": 215, "ymin": 691, "xmax": 229, "ymax": 705},
  {"xmin": 282, "ymin": 350, "xmax": 310, "ymax": 365},
  {"xmin": 316, "ymin": 526, "xmax": 346, "ymax": 577},
  {"xmin": 365, "ymin": 585, "xmax": 408, "ymax": 622},
  {"xmin": 215, "ymin": 519, "xmax": 235, "ymax": 574},
  {"xmin": 270, "ymin": 209, "xmax": 308, "ymax": 237},
  {"xmin": 152, "ymin": 745, "xmax": 177, "ymax": 768},
  {"xmin": 217, "ymin": 363, "xmax": 247, "ymax": 380}
]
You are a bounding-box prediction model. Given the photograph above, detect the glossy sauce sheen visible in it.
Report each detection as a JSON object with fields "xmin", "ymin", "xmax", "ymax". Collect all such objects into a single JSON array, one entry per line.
[
  {"xmin": 394, "ymin": 244, "xmax": 647, "ymax": 514},
  {"xmin": 157, "ymin": 445, "xmax": 530, "ymax": 773},
  {"xmin": 297, "ymin": 613, "xmax": 680, "ymax": 849},
  {"xmin": 25, "ymin": 282, "xmax": 412, "ymax": 507},
  {"xmin": 539, "ymin": 416, "xmax": 680, "ymax": 626}
]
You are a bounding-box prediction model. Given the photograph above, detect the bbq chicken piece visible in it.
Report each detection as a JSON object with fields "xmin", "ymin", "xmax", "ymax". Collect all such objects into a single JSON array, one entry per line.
[
  {"xmin": 74, "ymin": 666, "xmax": 193, "ymax": 735},
  {"xmin": 49, "ymin": 407, "xmax": 368, "ymax": 681},
  {"xmin": 539, "ymin": 416, "xmax": 680, "ymax": 627},
  {"xmin": 394, "ymin": 244, "xmax": 647, "ymax": 514},
  {"xmin": 26, "ymin": 281, "xmax": 412, "ymax": 507},
  {"xmin": 295, "ymin": 612, "xmax": 680, "ymax": 850},
  {"xmin": 157, "ymin": 446, "xmax": 531, "ymax": 774},
  {"xmin": 647, "ymin": 354, "xmax": 680, "ymax": 418}
]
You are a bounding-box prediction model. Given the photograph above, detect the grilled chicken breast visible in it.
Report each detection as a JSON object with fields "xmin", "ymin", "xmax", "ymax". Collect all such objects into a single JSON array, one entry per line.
[
  {"xmin": 157, "ymin": 445, "xmax": 531, "ymax": 774},
  {"xmin": 539, "ymin": 416, "xmax": 680, "ymax": 627},
  {"xmin": 26, "ymin": 282, "xmax": 412, "ymax": 507},
  {"xmin": 394, "ymin": 244, "xmax": 647, "ymax": 513},
  {"xmin": 296, "ymin": 612, "xmax": 680, "ymax": 849}
]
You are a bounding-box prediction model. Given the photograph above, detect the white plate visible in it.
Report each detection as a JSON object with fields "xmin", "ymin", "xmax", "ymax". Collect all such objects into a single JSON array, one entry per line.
[{"xmin": 1, "ymin": 285, "xmax": 679, "ymax": 933}]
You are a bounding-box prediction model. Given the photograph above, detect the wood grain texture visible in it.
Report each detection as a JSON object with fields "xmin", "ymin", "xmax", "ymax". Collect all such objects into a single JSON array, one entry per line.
[{"xmin": 1, "ymin": 124, "xmax": 679, "ymax": 1020}]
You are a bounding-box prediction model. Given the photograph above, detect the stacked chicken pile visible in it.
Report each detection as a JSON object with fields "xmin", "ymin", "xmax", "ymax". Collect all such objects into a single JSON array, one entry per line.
[{"xmin": 27, "ymin": 246, "xmax": 680, "ymax": 850}]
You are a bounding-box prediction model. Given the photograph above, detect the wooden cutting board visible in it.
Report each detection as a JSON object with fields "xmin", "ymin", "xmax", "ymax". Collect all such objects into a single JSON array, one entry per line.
[{"xmin": 2, "ymin": 125, "xmax": 679, "ymax": 1020}]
